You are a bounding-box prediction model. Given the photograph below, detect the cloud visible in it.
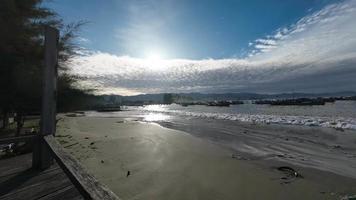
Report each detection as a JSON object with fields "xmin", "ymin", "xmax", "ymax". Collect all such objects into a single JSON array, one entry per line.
[
  {"xmin": 255, "ymin": 39, "xmax": 277, "ymax": 46},
  {"xmin": 76, "ymin": 37, "xmax": 91, "ymax": 44},
  {"xmin": 69, "ymin": 0, "xmax": 356, "ymax": 95}
]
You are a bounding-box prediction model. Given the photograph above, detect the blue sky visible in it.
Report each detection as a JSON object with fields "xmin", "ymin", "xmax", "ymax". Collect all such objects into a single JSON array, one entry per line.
[
  {"xmin": 45, "ymin": 0, "xmax": 356, "ymax": 95},
  {"xmin": 46, "ymin": 0, "xmax": 336, "ymax": 59}
]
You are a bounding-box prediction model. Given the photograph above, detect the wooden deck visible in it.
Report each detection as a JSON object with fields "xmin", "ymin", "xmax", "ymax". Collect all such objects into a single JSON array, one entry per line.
[{"xmin": 0, "ymin": 153, "xmax": 83, "ymax": 200}]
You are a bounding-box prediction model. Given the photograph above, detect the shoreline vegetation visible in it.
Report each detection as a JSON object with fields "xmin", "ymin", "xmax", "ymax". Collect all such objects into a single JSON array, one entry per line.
[{"xmin": 56, "ymin": 115, "xmax": 356, "ymax": 200}]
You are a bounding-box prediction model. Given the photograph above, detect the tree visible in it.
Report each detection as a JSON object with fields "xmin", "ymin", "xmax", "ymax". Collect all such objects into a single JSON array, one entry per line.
[{"xmin": 0, "ymin": 0, "xmax": 86, "ymax": 132}]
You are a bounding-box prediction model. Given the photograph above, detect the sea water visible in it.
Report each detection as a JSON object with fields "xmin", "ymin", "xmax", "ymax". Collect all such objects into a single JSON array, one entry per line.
[{"xmin": 126, "ymin": 101, "xmax": 356, "ymax": 130}]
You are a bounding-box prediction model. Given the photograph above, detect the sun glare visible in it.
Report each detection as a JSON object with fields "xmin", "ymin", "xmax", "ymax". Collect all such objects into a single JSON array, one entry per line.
[
  {"xmin": 146, "ymin": 52, "xmax": 162, "ymax": 61},
  {"xmin": 144, "ymin": 51, "xmax": 166, "ymax": 70}
]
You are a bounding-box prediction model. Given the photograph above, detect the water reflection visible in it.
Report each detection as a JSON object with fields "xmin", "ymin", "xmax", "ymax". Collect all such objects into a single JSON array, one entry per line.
[
  {"xmin": 143, "ymin": 113, "xmax": 170, "ymax": 122},
  {"xmin": 143, "ymin": 104, "xmax": 170, "ymax": 112}
]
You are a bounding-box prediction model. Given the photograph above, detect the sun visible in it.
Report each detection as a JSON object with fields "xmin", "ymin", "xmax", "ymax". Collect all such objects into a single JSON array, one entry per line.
[
  {"xmin": 144, "ymin": 51, "xmax": 166, "ymax": 70},
  {"xmin": 146, "ymin": 52, "xmax": 162, "ymax": 61}
]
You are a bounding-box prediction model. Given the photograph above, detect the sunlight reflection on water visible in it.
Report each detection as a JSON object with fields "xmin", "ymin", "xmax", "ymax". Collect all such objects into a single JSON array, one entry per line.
[
  {"xmin": 143, "ymin": 104, "xmax": 170, "ymax": 112},
  {"xmin": 143, "ymin": 113, "xmax": 170, "ymax": 122}
]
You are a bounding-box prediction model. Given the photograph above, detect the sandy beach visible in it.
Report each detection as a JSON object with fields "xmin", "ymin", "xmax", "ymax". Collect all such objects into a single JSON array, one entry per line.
[{"xmin": 56, "ymin": 114, "xmax": 356, "ymax": 200}]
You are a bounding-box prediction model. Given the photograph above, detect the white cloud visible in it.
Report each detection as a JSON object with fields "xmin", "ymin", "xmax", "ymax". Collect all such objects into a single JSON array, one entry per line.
[
  {"xmin": 77, "ymin": 37, "xmax": 90, "ymax": 44},
  {"xmin": 255, "ymin": 39, "xmax": 277, "ymax": 46},
  {"xmin": 69, "ymin": 0, "xmax": 356, "ymax": 95}
]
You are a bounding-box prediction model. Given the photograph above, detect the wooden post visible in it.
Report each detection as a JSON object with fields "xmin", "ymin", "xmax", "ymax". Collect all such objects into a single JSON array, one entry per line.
[{"xmin": 33, "ymin": 26, "xmax": 59, "ymax": 169}]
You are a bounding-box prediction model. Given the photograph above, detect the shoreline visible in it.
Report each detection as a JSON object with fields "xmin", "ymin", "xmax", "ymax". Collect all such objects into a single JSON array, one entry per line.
[
  {"xmin": 130, "ymin": 103, "xmax": 356, "ymax": 131},
  {"xmin": 156, "ymin": 117, "xmax": 356, "ymax": 179},
  {"xmin": 57, "ymin": 115, "xmax": 356, "ymax": 199}
]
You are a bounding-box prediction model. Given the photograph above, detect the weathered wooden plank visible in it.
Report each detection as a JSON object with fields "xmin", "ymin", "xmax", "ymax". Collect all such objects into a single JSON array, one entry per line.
[
  {"xmin": 0, "ymin": 165, "xmax": 30, "ymax": 179},
  {"xmin": 44, "ymin": 135, "xmax": 120, "ymax": 200},
  {"xmin": 0, "ymin": 165, "xmax": 61, "ymax": 188},
  {"xmin": 37, "ymin": 185, "xmax": 83, "ymax": 200},
  {"xmin": 0, "ymin": 163, "xmax": 58, "ymax": 181},
  {"xmin": 0, "ymin": 154, "xmax": 82, "ymax": 200},
  {"xmin": 0, "ymin": 166, "xmax": 64, "ymax": 198},
  {"xmin": 0, "ymin": 170, "xmax": 72, "ymax": 200},
  {"xmin": 0, "ymin": 154, "xmax": 32, "ymax": 178},
  {"xmin": 0, "ymin": 135, "xmax": 37, "ymax": 145}
]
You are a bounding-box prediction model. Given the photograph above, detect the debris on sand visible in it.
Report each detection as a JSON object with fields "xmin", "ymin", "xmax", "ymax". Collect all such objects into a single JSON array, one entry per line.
[
  {"xmin": 65, "ymin": 113, "xmax": 78, "ymax": 117},
  {"xmin": 101, "ymin": 160, "xmax": 104, "ymax": 163},
  {"xmin": 126, "ymin": 171, "xmax": 131, "ymax": 177},
  {"xmin": 278, "ymin": 166, "xmax": 303, "ymax": 178},
  {"xmin": 59, "ymin": 140, "xmax": 68, "ymax": 145},
  {"xmin": 65, "ymin": 112, "xmax": 85, "ymax": 117},
  {"xmin": 56, "ymin": 134, "xmax": 70, "ymax": 138},
  {"xmin": 64, "ymin": 142, "xmax": 78, "ymax": 148},
  {"xmin": 276, "ymin": 166, "xmax": 303, "ymax": 184}
]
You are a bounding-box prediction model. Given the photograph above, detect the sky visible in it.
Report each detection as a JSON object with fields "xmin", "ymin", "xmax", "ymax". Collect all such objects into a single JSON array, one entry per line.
[{"xmin": 45, "ymin": 0, "xmax": 356, "ymax": 95}]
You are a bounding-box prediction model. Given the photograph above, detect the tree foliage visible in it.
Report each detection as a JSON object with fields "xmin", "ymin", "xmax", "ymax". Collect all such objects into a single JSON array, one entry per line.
[{"xmin": 0, "ymin": 0, "xmax": 88, "ymax": 127}]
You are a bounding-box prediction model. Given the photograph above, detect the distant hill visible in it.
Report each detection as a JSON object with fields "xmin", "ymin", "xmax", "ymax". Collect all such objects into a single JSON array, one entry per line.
[
  {"xmin": 91, "ymin": 91, "xmax": 356, "ymax": 105},
  {"xmin": 118, "ymin": 91, "xmax": 356, "ymax": 102},
  {"xmin": 73, "ymin": 91, "xmax": 356, "ymax": 109}
]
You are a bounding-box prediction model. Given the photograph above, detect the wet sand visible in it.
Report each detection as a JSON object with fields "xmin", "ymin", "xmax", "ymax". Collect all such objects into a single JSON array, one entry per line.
[
  {"xmin": 158, "ymin": 117, "xmax": 356, "ymax": 179},
  {"xmin": 57, "ymin": 115, "xmax": 356, "ymax": 200},
  {"xmin": 160, "ymin": 118, "xmax": 356, "ymax": 179}
]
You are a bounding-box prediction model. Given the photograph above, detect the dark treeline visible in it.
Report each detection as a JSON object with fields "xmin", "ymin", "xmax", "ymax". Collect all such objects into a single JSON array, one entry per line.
[{"xmin": 0, "ymin": 0, "xmax": 90, "ymax": 132}]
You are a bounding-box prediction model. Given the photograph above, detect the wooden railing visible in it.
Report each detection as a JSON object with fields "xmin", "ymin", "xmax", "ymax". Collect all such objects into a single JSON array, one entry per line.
[
  {"xmin": 0, "ymin": 134, "xmax": 37, "ymax": 145},
  {"xmin": 44, "ymin": 135, "xmax": 120, "ymax": 200}
]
